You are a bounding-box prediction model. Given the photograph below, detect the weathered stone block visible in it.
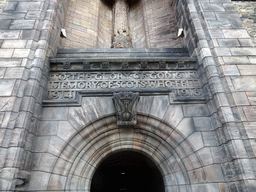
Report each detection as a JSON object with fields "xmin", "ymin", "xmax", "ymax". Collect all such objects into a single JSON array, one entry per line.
[
  {"xmin": 201, "ymin": 3, "xmax": 225, "ymax": 11},
  {"xmin": 239, "ymin": 39, "xmax": 254, "ymax": 47},
  {"xmin": 0, "ymin": 20, "xmax": 11, "ymax": 29},
  {"xmin": 187, "ymin": 132, "xmax": 204, "ymax": 151},
  {"xmin": 13, "ymin": 49, "xmax": 32, "ymax": 58},
  {"xmin": 0, "ymin": 79, "xmax": 15, "ymax": 96},
  {"xmin": 243, "ymin": 106, "xmax": 256, "ymax": 121},
  {"xmin": 149, "ymin": 95, "xmax": 169, "ymax": 119},
  {"xmin": 57, "ymin": 121, "xmax": 77, "ymax": 142},
  {"xmin": 222, "ymin": 56, "xmax": 250, "ymax": 65},
  {"xmin": 163, "ymin": 105, "xmax": 184, "ymax": 128},
  {"xmin": 28, "ymin": 171, "xmax": 51, "ymax": 191},
  {"xmin": 47, "ymin": 174, "xmax": 67, "ymax": 191},
  {"xmin": 204, "ymin": 164, "xmax": 225, "ymax": 182},
  {"xmin": 0, "ymin": 49, "xmax": 14, "ymax": 58},
  {"xmin": 41, "ymin": 107, "xmax": 68, "ymax": 121},
  {"xmin": 198, "ymin": 147, "xmax": 214, "ymax": 166},
  {"xmin": 1, "ymin": 40, "xmax": 27, "ymax": 48},
  {"xmin": 21, "ymin": 30, "xmax": 40, "ymax": 40},
  {"xmin": 16, "ymin": 2, "xmax": 41, "ymax": 11},
  {"xmin": 0, "ymin": 12, "xmax": 26, "ymax": 20},
  {"xmin": 230, "ymin": 48, "xmax": 256, "ymax": 56},
  {"xmin": 37, "ymin": 121, "xmax": 58, "ymax": 136},
  {"xmin": 176, "ymin": 118, "xmax": 195, "ymax": 138},
  {"xmin": 193, "ymin": 117, "xmax": 214, "ymax": 131},
  {"xmin": 217, "ymin": 39, "xmax": 240, "ymax": 47},
  {"xmin": 9, "ymin": 20, "xmax": 35, "ymax": 29},
  {"xmin": 188, "ymin": 168, "xmax": 206, "ymax": 184},
  {"xmin": 222, "ymin": 29, "xmax": 250, "ymax": 39},
  {"xmin": 238, "ymin": 65, "xmax": 256, "ymax": 75},
  {"xmin": 215, "ymin": 12, "xmax": 240, "ymax": 20},
  {"xmin": 202, "ymin": 131, "xmax": 219, "ymax": 146},
  {"xmin": 201, "ymin": 12, "xmax": 217, "ymax": 20},
  {"xmin": 0, "ymin": 30, "xmax": 19, "ymax": 39},
  {"xmin": 213, "ymin": 48, "xmax": 231, "ymax": 56},
  {"xmin": 207, "ymin": 20, "xmax": 232, "ymax": 29},
  {"xmin": 232, "ymin": 92, "xmax": 250, "ymax": 105},
  {"xmin": 208, "ymin": 29, "xmax": 225, "ymax": 39},
  {"xmin": 182, "ymin": 104, "xmax": 210, "ymax": 117},
  {"xmin": 3, "ymin": 2, "xmax": 17, "ymax": 11},
  {"xmin": 4, "ymin": 67, "xmax": 24, "ymax": 79},
  {"xmin": 221, "ymin": 65, "xmax": 240, "ymax": 76},
  {"xmin": 0, "ymin": 68, "xmax": 6, "ymax": 78},
  {"xmin": 231, "ymin": 76, "xmax": 256, "ymax": 91}
]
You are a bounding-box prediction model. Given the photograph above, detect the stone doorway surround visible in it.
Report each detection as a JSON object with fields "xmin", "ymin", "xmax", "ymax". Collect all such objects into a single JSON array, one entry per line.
[
  {"xmin": 90, "ymin": 151, "xmax": 165, "ymax": 192},
  {"xmin": 34, "ymin": 111, "xmax": 212, "ymax": 192},
  {"xmin": 0, "ymin": 0, "xmax": 256, "ymax": 191}
]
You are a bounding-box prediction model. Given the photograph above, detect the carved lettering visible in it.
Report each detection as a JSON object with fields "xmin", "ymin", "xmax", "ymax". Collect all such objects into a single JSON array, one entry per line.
[{"xmin": 47, "ymin": 71, "xmax": 203, "ymax": 100}]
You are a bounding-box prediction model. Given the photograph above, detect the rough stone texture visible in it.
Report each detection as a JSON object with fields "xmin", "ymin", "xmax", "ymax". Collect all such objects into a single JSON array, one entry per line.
[
  {"xmin": 112, "ymin": 0, "xmax": 132, "ymax": 48},
  {"xmin": 60, "ymin": 0, "xmax": 99, "ymax": 49},
  {"xmin": 97, "ymin": 1, "xmax": 112, "ymax": 48},
  {"xmin": 0, "ymin": 0, "xmax": 6, "ymax": 14},
  {"xmin": 233, "ymin": 1, "xmax": 256, "ymax": 45}
]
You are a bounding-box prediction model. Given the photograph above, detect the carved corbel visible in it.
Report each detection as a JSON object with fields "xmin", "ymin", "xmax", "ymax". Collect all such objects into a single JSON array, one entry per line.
[{"xmin": 113, "ymin": 92, "xmax": 140, "ymax": 125}]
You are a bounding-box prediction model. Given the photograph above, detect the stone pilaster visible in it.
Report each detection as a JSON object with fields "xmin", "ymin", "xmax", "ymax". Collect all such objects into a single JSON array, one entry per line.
[{"xmin": 0, "ymin": 0, "xmax": 65, "ymax": 190}]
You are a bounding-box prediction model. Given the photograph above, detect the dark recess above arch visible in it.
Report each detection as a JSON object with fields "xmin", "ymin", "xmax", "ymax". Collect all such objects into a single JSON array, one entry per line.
[{"xmin": 101, "ymin": 0, "xmax": 140, "ymax": 7}]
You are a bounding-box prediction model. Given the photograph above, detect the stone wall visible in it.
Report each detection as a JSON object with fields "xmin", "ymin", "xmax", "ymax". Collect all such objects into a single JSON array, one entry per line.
[
  {"xmin": 60, "ymin": 0, "xmax": 183, "ymax": 49},
  {"xmin": 97, "ymin": 1, "xmax": 112, "ymax": 48},
  {"xmin": 233, "ymin": 1, "xmax": 256, "ymax": 45},
  {"xmin": 143, "ymin": 0, "xmax": 182, "ymax": 48},
  {"xmin": 130, "ymin": 0, "xmax": 147, "ymax": 48},
  {"xmin": 0, "ymin": 0, "xmax": 67, "ymax": 190},
  {"xmin": 0, "ymin": 0, "xmax": 5, "ymax": 14},
  {"xmin": 60, "ymin": 0, "xmax": 99, "ymax": 49}
]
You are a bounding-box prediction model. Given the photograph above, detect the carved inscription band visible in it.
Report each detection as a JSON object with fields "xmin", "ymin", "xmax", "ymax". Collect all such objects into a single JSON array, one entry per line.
[{"xmin": 47, "ymin": 71, "xmax": 201, "ymax": 99}]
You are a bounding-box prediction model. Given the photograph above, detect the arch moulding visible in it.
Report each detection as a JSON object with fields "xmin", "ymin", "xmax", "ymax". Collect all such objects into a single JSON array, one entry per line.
[{"xmin": 45, "ymin": 114, "xmax": 206, "ymax": 192}]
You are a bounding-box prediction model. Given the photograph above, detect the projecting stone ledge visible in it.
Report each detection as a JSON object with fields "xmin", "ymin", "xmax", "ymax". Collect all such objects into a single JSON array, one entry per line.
[{"xmin": 54, "ymin": 48, "xmax": 192, "ymax": 61}]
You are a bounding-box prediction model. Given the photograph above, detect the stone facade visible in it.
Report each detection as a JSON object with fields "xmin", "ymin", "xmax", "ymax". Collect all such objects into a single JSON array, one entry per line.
[{"xmin": 0, "ymin": 0, "xmax": 256, "ymax": 192}]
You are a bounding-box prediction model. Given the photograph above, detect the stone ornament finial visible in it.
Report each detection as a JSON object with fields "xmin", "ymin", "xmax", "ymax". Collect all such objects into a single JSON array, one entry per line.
[
  {"xmin": 113, "ymin": 91, "xmax": 140, "ymax": 125},
  {"xmin": 112, "ymin": 0, "xmax": 132, "ymax": 48}
]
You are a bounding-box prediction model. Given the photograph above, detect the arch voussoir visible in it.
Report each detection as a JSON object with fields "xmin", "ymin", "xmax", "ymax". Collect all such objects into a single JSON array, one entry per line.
[{"xmin": 45, "ymin": 114, "xmax": 206, "ymax": 191}]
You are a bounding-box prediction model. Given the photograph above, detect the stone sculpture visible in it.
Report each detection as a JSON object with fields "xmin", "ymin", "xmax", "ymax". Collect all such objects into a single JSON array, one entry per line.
[
  {"xmin": 112, "ymin": 0, "xmax": 132, "ymax": 48},
  {"xmin": 113, "ymin": 91, "xmax": 139, "ymax": 125}
]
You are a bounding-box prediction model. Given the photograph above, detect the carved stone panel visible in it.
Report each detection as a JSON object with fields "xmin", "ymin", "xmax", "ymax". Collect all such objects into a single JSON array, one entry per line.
[
  {"xmin": 43, "ymin": 58, "xmax": 206, "ymax": 107},
  {"xmin": 113, "ymin": 91, "xmax": 140, "ymax": 125},
  {"xmin": 47, "ymin": 71, "xmax": 202, "ymax": 100}
]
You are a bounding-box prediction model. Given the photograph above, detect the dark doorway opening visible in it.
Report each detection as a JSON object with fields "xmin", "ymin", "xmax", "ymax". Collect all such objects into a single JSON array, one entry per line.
[{"xmin": 91, "ymin": 151, "xmax": 165, "ymax": 192}]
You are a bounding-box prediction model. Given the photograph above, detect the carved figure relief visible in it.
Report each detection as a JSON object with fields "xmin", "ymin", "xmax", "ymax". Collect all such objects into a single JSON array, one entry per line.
[
  {"xmin": 113, "ymin": 92, "xmax": 140, "ymax": 125},
  {"xmin": 112, "ymin": 0, "xmax": 132, "ymax": 48}
]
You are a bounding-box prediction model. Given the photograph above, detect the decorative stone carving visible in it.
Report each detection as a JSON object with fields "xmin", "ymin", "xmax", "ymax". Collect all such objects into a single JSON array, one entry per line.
[
  {"xmin": 102, "ymin": 61, "xmax": 110, "ymax": 69},
  {"xmin": 113, "ymin": 91, "xmax": 140, "ymax": 125},
  {"xmin": 63, "ymin": 61, "xmax": 70, "ymax": 69},
  {"xmin": 83, "ymin": 62, "xmax": 90, "ymax": 69},
  {"xmin": 159, "ymin": 61, "xmax": 167, "ymax": 69},
  {"xmin": 112, "ymin": 0, "xmax": 132, "ymax": 48}
]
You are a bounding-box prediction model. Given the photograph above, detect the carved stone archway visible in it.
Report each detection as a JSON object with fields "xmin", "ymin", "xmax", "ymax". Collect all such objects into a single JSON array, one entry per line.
[{"xmin": 45, "ymin": 114, "xmax": 205, "ymax": 192}]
